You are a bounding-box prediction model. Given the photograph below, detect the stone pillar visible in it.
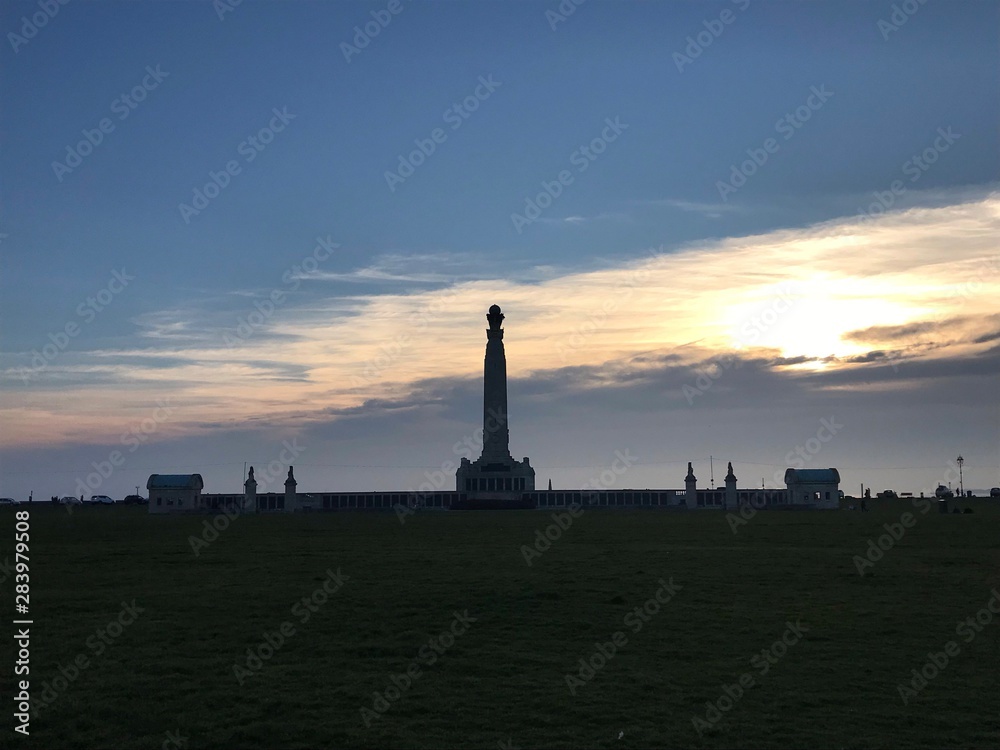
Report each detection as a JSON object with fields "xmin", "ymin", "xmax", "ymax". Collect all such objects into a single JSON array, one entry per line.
[
  {"xmin": 685, "ymin": 462, "xmax": 697, "ymax": 507},
  {"xmin": 284, "ymin": 466, "xmax": 297, "ymax": 512},
  {"xmin": 457, "ymin": 457, "xmax": 471, "ymax": 492},
  {"xmin": 724, "ymin": 462, "xmax": 737, "ymax": 510},
  {"xmin": 482, "ymin": 305, "xmax": 511, "ymax": 462},
  {"xmin": 454, "ymin": 305, "xmax": 535, "ymax": 499},
  {"xmin": 244, "ymin": 466, "xmax": 257, "ymax": 514}
]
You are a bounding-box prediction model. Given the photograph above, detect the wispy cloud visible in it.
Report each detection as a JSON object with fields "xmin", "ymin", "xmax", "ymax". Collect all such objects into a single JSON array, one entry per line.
[
  {"xmin": 3, "ymin": 190, "xmax": 998, "ymax": 448},
  {"xmin": 533, "ymin": 211, "xmax": 632, "ymax": 226},
  {"xmin": 306, "ymin": 252, "xmax": 480, "ymax": 284},
  {"xmin": 651, "ymin": 198, "xmax": 750, "ymax": 218}
]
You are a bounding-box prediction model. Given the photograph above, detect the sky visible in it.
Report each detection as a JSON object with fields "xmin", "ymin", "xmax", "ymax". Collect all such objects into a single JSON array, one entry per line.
[{"xmin": 1, "ymin": 0, "xmax": 998, "ymax": 501}]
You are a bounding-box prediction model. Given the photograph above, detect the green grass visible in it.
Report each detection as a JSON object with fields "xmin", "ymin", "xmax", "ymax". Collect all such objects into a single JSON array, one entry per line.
[{"xmin": 2, "ymin": 500, "xmax": 999, "ymax": 749}]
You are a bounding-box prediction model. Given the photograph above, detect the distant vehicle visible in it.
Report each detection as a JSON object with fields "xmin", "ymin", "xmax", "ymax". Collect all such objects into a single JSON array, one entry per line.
[
  {"xmin": 935, "ymin": 485, "xmax": 954, "ymax": 499},
  {"xmin": 122, "ymin": 495, "xmax": 147, "ymax": 505},
  {"xmin": 877, "ymin": 489, "xmax": 898, "ymax": 500},
  {"xmin": 59, "ymin": 496, "xmax": 82, "ymax": 505},
  {"xmin": 991, "ymin": 488, "xmax": 1000, "ymax": 498},
  {"xmin": 90, "ymin": 495, "xmax": 115, "ymax": 505},
  {"xmin": 0, "ymin": 497, "xmax": 15, "ymax": 505}
]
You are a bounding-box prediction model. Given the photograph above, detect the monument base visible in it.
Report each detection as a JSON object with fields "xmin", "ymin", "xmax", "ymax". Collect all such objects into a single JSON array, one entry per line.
[{"xmin": 456, "ymin": 455, "xmax": 535, "ymax": 494}]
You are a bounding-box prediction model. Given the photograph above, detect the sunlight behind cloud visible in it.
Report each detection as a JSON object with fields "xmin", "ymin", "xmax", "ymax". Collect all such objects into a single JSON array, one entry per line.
[{"xmin": 3, "ymin": 192, "xmax": 998, "ymax": 448}]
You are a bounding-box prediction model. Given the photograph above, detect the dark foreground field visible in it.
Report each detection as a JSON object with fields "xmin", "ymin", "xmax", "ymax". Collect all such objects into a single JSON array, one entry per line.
[{"xmin": 2, "ymin": 500, "xmax": 999, "ymax": 749}]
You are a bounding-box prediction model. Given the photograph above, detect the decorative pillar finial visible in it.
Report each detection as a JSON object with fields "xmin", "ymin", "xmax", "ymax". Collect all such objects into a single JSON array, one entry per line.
[{"xmin": 487, "ymin": 304, "xmax": 504, "ymax": 331}]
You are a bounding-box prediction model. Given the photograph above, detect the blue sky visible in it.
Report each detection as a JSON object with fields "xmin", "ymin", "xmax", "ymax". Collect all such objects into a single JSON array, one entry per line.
[{"xmin": 2, "ymin": 0, "xmax": 999, "ymax": 500}]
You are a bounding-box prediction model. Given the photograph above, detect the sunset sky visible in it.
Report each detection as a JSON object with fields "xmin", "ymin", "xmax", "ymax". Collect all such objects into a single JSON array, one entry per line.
[{"xmin": 1, "ymin": 0, "xmax": 998, "ymax": 500}]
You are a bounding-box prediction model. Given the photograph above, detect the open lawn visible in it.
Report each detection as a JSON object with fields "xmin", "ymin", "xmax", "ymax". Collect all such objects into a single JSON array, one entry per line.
[{"xmin": 2, "ymin": 500, "xmax": 999, "ymax": 749}]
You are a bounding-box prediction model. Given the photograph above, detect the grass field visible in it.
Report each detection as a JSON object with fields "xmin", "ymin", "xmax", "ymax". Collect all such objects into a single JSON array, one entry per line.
[{"xmin": 2, "ymin": 500, "xmax": 999, "ymax": 749}]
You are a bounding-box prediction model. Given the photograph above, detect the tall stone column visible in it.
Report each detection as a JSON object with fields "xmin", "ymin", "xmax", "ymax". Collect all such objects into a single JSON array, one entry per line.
[
  {"xmin": 455, "ymin": 304, "xmax": 535, "ymax": 498},
  {"xmin": 482, "ymin": 304, "xmax": 511, "ymax": 462}
]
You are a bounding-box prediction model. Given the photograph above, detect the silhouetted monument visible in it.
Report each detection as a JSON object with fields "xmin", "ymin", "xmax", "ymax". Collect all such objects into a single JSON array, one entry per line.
[
  {"xmin": 150, "ymin": 305, "xmax": 841, "ymax": 513},
  {"xmin": 456, "ymin": 305, "xmax": 536, "ymax": 495}
]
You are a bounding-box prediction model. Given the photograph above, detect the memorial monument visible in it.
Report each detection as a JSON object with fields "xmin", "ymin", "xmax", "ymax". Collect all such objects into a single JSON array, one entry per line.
[{"xmin": 456, "ymin": 305, "xmax": 536, "ymax": 496}]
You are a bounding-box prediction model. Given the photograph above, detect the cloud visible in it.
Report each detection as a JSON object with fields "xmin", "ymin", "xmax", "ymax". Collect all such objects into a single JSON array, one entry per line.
[
  {"xmin": 3, "ymin": 190, "xmax": 999, "ymax": 449},
  {"xmin": 845, "ymin": 319, "xmax": 958, "ymax": 343},
  {"xmin": 651, "ymin": 198, "xmax": 749, "ymax": 218},
  {"xmin": 535, "ymin": 212, "xmax": 631, "ymax": 226},
  {"xmin": 306, "ymin": 252, "xmax": 479, "ymax": 284}
]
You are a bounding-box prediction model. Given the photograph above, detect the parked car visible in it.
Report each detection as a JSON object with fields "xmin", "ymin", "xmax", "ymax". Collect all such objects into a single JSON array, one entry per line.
[
  {"xmin": 0, "ymin": 497, "xmax": 16, "ymax": 505},
  {"xmin": 122, "ymin": 495, "xmax": 147, "ymax": 505},
  {"xmin": 90, "ymin": 495, "xmax": 115, "ymax": 505},
  {"xmin": 877, "ymin": 489, "xmax": 898, "ymax": 500},
  {"xmin": 991, "ymin": 488, "xmax": 1000, "ymax": 498},
  {"xmin": 59, "ymin": 496, "xmax": 82, "ymax": 505}
]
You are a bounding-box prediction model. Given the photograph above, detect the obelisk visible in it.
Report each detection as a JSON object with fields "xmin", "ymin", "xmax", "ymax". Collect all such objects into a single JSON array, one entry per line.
[
  {"xmin": 482, "ymin": 304, "xmax": 511, "ymax": 461},
  {"xmin": 455, "ymin": 304, "xmax": 535, "ymax": 496}
]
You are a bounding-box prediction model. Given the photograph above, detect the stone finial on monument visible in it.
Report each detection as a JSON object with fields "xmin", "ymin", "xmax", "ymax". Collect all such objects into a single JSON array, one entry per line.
[
  {"xmin": 685, "ymin": 462, "xmax": 697, "ymax": 507},
  {"xmin": 244, "ymin": 465, "xmax": 257, "ymax": 513},
  {"xmin": 284, "ymin": 465, "xmax": 297, "ymax": 511},
  {"xmin": 487, "ymin": 304, "xmax": 504, "ymax": 331},
  {"xmin": 724, "ymin": 462, "xmax": 737, "ymax": 510}
]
